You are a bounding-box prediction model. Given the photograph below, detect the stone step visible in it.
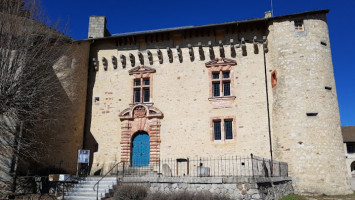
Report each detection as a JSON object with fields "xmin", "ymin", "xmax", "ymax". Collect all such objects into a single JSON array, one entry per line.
[
  {"xmin": 63, "ymin": 195, "xmax": 98, "ymax": 200},
  {"xmin": 62, "ymin": 176, "xmax": 117, "ymax": 200}
]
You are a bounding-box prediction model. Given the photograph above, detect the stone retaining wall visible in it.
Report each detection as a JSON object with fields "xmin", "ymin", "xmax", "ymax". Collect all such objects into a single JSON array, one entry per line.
[{"xmin": 120, "ymin": 177, "xmax": 293, "ymax": 200}]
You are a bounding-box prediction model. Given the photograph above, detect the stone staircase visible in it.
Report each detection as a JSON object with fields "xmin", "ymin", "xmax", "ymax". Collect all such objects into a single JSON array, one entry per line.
[{"xmin": 63, "ymin": 176, "xmax": 117, "ymax": 200}]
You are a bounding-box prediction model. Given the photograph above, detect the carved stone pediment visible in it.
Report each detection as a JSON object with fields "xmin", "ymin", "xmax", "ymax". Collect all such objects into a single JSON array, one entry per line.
[
  {"xmin": 128, "ymin": 65, "xmax": 156, "ymax": 75},
  {"xmin": 205, "ymin": 57, "xmax": 237, "ymax": 68},
  {"xmin": 119, "ymin": 104, "xmax": 163, "ymax": 120}
]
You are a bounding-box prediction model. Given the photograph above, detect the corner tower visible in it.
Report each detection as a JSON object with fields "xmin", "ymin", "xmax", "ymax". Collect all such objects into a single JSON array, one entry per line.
[{"xmin": 267, "ymin": 10, "xmax": 351, "ymax": 194}]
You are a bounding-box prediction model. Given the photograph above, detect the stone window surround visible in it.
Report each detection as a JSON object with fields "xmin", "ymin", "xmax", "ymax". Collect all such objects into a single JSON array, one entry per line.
[
  {"xmin": 205, "ymin": 58, "xmax": 236, "ymax": 102},
  {"xmin": 128, "ymin": 66, "xmax": 156, "ymax": 105},
  {"xmin": 133, "ymin": 75, "xmax": 152, "ymax": 104},
  {"xmin": 210, "ymin": 116, "xmax": 236, "ymax": 143}
]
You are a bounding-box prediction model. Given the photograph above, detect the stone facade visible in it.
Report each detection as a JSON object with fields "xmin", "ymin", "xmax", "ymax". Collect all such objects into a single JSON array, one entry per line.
[{"xmin": 69, "ymin": 10, "xmax": 352, "ymax": 195}]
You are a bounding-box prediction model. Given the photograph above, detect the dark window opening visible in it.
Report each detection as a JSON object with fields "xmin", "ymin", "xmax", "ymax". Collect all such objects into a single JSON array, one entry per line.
[
  {"xmin": 212, "ymin": 73, "xmax": 219, "ymax": 79},
  {"xmin": 223, "ymin": 82, "xmax": 230, "ymax": 96},
  {"xmin": 135, "ymin": 79, "xmax": 141, "ymax": 86},
  {"xmin": 224, "ymin": 120, "xmax": 233, "ymax": 140},
  {"xmin": 213, "ymin": 121, "xmax": 221, "ymax": 140},
  {"xmin": 213, "ymin": 82, "xmax": 220, "ymax": 97},
  {"xmin": 143, "ymin": 88, "xmax": 150, "ymax": 102},
  {"xmin": 223, "ymin": 72, "xmax": 230, "ymax": 79},
  {"xmin": 144, "ymin": 79, "xmax": 150, "ymax": 85},
  {"xmin": 134, "ymin": 89, "xmax": 141, "ymax": 103},
  {"xmin": 294, "ymin": 20, "xmax": 304, "ymax": 31}
]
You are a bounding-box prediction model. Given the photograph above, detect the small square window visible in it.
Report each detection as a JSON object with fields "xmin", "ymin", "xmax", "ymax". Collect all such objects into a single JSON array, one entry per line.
[
  {"xmin": 223, "ymin": 72, "xmax": 230, "ymax": 79},
  {"xmin": 135, "ymin": 79, "xmax": 141, "ymax": 86},
  {"xmin": 212, "ymin": 73, "xmax": 219, "ymax": 79},
  {"xmin": 143, "ymin": 79, "xmax": 150, "ymax": 85},
  {"xmin": 294, "ymin": 20, "xmax": 304, "ymax": 31}
]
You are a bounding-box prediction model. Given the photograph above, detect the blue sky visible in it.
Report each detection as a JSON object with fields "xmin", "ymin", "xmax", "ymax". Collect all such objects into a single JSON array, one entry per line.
[{"xmin": 41, "ymin": 0, "xmax": 355, "ymax": 126}]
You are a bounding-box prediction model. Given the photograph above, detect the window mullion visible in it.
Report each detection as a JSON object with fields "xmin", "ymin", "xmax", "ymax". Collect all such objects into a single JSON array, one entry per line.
[
  {"xmin": 220, "ymin": 71, "xmax": 223, "ymax": 96},
  {"xmin": 140, "ymin": 78, "xmax": 143, "ymax": 103}
]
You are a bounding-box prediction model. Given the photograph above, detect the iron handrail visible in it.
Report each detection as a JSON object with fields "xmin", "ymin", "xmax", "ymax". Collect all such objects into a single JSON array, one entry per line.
[{"xmin": 93, "ymin": 161, "xmax": 122, "ymax": 200}]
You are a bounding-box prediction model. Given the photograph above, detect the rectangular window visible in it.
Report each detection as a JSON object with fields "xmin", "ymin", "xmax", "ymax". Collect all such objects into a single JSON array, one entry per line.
[
  {"xmin": 211, "ymin": 118, "xmax": 235, "ymax": 142},
  {"xmin": 212, "ymin": 73, "xmax": 220, "ymax": 79},
  {"xmin": 210, "ymin": 71, "xmax": 232, "ymax": 98},
  {"xmin": 224, "ymin": 120, "xmax": 233, "ymax": 140},
  {"xmin": 223, "ymin": 72, "xmax": 230, "ymax": 79},
  {"xmin": 133, "ymin": 78, "xmax": 151, "ymax": 104},
  {"xmin": 143, "ymin": 88, "xmax": 150, "ymax": 102},
  {"xmin": 294, "ymin": 20, "xmax": 304, "ymax": 31},
  {"xmin": 134, "ymin": 89, "xmax": 141, "ymax": 103},
  {"xmin": 223, "ymin": 81, "xmax": 230, "ymax": 96},
  {"xmin": 135, "ymin": 79, "xmax": 141, "ymax": 86},
  {"xmin": 347, "ymin": 144, "xmax": 354, "ymax": 153},
  {"xmin": 212, "ymin": 82, "xmax": 220, "ymax": 97},
  {"xmin": 213, "ymin": 121, "xmax": 221, "ymax": 140}
]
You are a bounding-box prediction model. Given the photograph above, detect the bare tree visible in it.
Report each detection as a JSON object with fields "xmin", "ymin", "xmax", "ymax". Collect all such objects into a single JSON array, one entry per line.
[{"xmin": 0, "ymin": 0, "xmax": 73, "ymax": 193}]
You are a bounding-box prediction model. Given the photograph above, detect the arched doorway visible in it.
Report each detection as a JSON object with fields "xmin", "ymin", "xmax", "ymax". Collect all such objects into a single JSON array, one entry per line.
[
  {"xmin": 131, "ymin": 131, "xmax": 150, "ymax": 166},
  {"xmin": 351, "ymin": 161, "xmax": 355, "ymax": 176}
]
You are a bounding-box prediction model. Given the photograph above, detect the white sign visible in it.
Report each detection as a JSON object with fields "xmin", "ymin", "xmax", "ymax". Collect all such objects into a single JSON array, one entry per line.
[{"xmin": 78, "ymin": 149, "xmax": 90, "ymax": 163}]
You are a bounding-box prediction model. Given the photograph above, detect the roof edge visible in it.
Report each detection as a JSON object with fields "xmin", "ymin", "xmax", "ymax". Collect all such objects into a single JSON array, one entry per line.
[{"xmin": 75, "ymin": 9, "xmax": 329, "ymax": 43}]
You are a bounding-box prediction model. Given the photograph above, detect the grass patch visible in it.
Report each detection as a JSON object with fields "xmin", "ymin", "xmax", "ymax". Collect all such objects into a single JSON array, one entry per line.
[
  {"xmin": 281, "ymin": 194, "xmax": 307, "ymax": 200},
  {"xmin": 282, "ymin": 192, "xmax": 355, "ymax": 200}
]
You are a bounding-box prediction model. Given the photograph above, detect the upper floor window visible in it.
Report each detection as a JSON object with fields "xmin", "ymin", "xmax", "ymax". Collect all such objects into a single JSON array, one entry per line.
[
  {"xmin": 294, "ymin": 20, "xmax": 304, "ymax": 31},
  {"xmin": 134, "ymin": 78, "xmax": 150, "ymax": 103},
  {"xmin": 347, "ymin": 143, "xmax": 355, "ymax": 154},
  {"xmin": 212, "ymin": 71, "xmax": 231, "ymax": 97},
  {"xmin": 205, "ymin": 58, "xmax": 236, "ymax": 102},
  {"xmin": 128, "ymin": 65, "xmax": 156, "ymax": 104}
]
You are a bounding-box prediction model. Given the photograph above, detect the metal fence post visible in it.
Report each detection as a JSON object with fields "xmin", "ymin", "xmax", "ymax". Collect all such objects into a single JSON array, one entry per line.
[
  {"xmin": 158, "ymin": 158, "xmax": 161, "ymax": 177},
  {"xmin": 250, "ymin": 154, "xmax": 254, "ymax": 178}
]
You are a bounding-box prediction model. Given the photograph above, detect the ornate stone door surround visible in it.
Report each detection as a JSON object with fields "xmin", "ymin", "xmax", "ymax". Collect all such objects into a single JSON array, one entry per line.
[{"xmin": 119, "ymin": 103, "xmax": 163, "ymax": 165}]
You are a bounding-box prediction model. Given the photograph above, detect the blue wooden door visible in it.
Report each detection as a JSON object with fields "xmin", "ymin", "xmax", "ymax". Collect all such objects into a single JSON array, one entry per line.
[{"xmin": 131, "ymin": 132, "xmax": 150, "ymax": 166}]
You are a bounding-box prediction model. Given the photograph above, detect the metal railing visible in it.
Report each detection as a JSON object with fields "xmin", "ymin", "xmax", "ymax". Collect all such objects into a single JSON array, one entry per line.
[
  {"xmin": 116, "ymin": 154, "xmax": 288, "ymax": 178},
  {"xmin": 93, "ymin": 161, "xmax": 122, "ymax": 200}
]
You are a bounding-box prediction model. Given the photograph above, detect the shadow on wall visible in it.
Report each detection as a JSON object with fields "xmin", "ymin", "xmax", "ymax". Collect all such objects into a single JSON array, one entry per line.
[{"xmin": 83, "ymin": 51, "xmax": 98, "ymax": 175}]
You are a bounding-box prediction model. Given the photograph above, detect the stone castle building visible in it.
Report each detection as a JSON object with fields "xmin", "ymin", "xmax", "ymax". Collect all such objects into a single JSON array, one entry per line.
[{"xmin": 51, "ymin": 9, "xmax": 351, "ymax": 195}]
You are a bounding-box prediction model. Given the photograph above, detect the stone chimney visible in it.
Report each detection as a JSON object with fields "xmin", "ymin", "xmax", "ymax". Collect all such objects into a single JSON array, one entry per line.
[
  {"xmin": 264, "ymin": 11, "xmax": 272, "ymax": 18},
  {"xmin": 88, "ymin": 16, "xmax": 111, "ymax": 39}
]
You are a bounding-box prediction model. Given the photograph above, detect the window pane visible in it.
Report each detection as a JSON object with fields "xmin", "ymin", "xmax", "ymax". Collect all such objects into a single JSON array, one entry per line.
[
  {"xmin": 144, "ymin": 79, "xmax": 150, "ymax": 85},
  {"xmin": 143, "ymin": 88, "xmax": 150, "ymax": 102},
  {"xmin": 212, "ymin": 73, "xmax": 219, "ymax": 79},
  {"xmin": 347, "ymin": 145, "xmax": 354, "ymax": 153},
  {"xmin": 213, "ymin": 121, "xmax": 221, "ymax": 140},
  {"xmin": 223, "ymin": 72, "xmax": 230, "ymax": 78},
  {"xmin": 223, "ymin": 81, "xmax": 230, "ymax": 96},
  {"xmin": 212, "ymin": 82, "xmax": 220, "ymax": 97},
  {"xmin": 135, "ymin": 79, "xmax": 141, "ymax": 86},
  {"xmin": 134, "ymin": 89, "xmax": 141, "ymax": 103},
  {"xmin": 225, "ymin": 120, "xmax": 233, "ymax": 140}
]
